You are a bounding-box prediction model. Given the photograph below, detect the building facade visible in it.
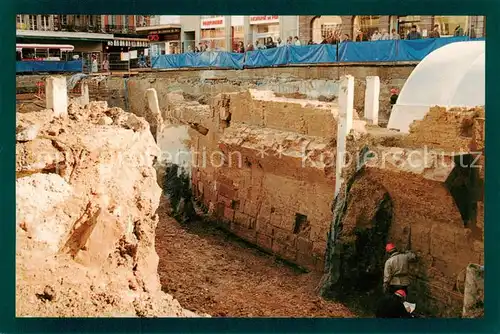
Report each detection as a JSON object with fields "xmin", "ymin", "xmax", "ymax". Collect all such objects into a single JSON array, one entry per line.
[
  {"xmin": 298, "ymin": 15, "xmax": 486, "ymax": 43},
  {"xmin": 16, "ymin": 15, "xmax": 150, "ymax": 54},
  {"xmin": 180, "ymin": 15, "xmax": 300, "ymax": 52}
]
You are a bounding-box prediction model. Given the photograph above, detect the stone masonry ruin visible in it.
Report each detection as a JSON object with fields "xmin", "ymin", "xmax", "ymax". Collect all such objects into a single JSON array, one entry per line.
[{"xmin": 15, "ymin": 65, "xmax": 484, "ymax": 318}]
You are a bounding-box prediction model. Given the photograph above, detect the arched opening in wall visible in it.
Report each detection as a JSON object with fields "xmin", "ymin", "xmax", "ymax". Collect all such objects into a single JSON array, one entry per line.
[
  {"xmin": 445, "ymin": 153, "xmax": 483, "ymax": 239},
  {"xmin": 311, "ymin": 15, "xmax": 342, "ymax": 43},
  {"xmin": 352, "ymin": 15, "xmax": 380, "ymax": 40},
  {"xmin": 349, "ymin": 193, "xmax": 393, "ymax": 293}
]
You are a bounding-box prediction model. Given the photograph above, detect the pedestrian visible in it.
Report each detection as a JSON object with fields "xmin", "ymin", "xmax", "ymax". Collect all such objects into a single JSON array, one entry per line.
[
  {"xmin": 286, "ymin": 36, "xmax": 293, "ymax": 45},
  {"xmin": 255, "ymin": 40, "xmax": 266, "ymax": 50},
  {"xmin": 390, "ymin": 28, "xmax": 400, "ymax": 40},
  {"xmin": 236, "ymin": 41, "xmax": 245, "ymax": 53},
  {"xmin": 246, "ymin": 43, "xmax": 254, "ymax": 52},
  {"xmin": 307, "ymin": 39, "xmax": 314, "ymax": 45},
  {"xmin": 406, "ymin": 25, "xmax": 422, "ymax": 40},
  {"xmin": 276, "ymin": 37, "xmax": 285, "ymax": 47},
  {"xmin": 468, "ymin": 24, "xmax": 477, "ymax": 38},
  {"xmin": 454, "ymin": 25, "xmax": 464, "ymax": 37},
  {"xmin": 428, "ymin": 24, "xmax": 440, "ymax": 38},
  {"xmin": 375, "ymin": 289, "xmax": 413, "ymax": 318},
  {"xmin": 265, "ymin": 37, "xmax": 276, "ymax": 49},
  {"xmin": 371, "ymin": 30, "xmax": 382, "ymax": 41},
  {"xmin": 380, "ymin": 29, "xmax": 390, "ymax": 40},
  {"xmin": 293, "ymin": 36, "xmax": 301, "ymax": 46},
  {"xmin": 383, "ymin": 243, "xmax": 417, "ymax": 295},
  {"xmin": 102, "ymin": 57, "xmax": 109, "ymax": 72}
]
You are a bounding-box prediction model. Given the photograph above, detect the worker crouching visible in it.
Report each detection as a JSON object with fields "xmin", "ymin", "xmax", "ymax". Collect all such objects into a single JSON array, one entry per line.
[{"xmin": 375, "ymin": 290, "xmax": 413, "ymax": 318}]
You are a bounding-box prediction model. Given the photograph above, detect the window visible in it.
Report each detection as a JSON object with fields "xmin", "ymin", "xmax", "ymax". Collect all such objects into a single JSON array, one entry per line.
[
  {"xmin": 353, "ymin": 15, "xmax": 381, "ymax": 37},
  {"xmin": 312, "ymin": 16, "xmax": 342, "ymax": 43},
  {"xmin": 29, "ymin": 15, "xmax": 36, "ymax": 30},
  {"xmin": 433, "ymin": 16, "xmax": 469, "ymax": 37},
  {"xmin": 41, "ymin": 15, "xmax": 50, "ymax": 30},
  {"xmin": 61, "ymin": 15, "xmax": 68, "ymax": 25},
  {"xmin": 397, "ymin": 15, "xmax": 422, "ymax": 38}
]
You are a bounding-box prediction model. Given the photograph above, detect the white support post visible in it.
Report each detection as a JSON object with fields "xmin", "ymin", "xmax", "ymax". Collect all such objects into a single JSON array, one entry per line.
[
  {"xmin": 145, "ymin": 88, "xmax": 164, "ymax": 141},
  {"xmin": 335, "ymin": 75, "xmax": 355, "ymax": 197},
  {"xmin": 81, "ymin": 82, "xmax": 90, "ymax": 106},
  {"xmin": 45, "ymin": 76, "xmax": 68, "ymax": 118},
  {"xmin": 364, "ymin": 76, "xmax": 380, "ymax": 125}
]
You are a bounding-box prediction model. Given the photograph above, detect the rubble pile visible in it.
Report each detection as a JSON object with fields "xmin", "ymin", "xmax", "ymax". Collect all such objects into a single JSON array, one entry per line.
[{"xmin": 16, "ymin": 100, "xmax": 202, "ymax": 317}]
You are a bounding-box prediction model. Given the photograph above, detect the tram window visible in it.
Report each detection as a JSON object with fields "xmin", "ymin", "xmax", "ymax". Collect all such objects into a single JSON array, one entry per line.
[
  {"xmin": 22, "ymin": 48, "xmax": 35, "ymax": 59},
  {"xmin": 35, "ymin": 48, "xmax": 48, "ymax": 58},
  {"xmin": 48, "ymin": 48, "xmax": 60, "ymax": 58}
]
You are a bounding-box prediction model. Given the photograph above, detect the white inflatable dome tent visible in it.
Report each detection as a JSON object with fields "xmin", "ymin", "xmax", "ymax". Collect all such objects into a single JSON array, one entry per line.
[{"xmin": 387, "ymin": 41, "xmax": 485, "ymax": 133}]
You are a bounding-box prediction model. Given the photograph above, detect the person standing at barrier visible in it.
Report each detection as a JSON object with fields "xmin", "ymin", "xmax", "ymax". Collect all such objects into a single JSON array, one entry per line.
[
  {"xmin": 468, "ymin": 25, "xmax": 477, "ymax": 38},
  {"xmin": 371, "ymin": 30, "xmax": 382, "ymax": 41},
  {"xmin": 293, "ymin": 36, "xmax": 301, "ymax": 46},
  {"xmin": 380, "ymin": 29, "xmax": 390, "ymax": 40},
  {"xmin": 236, "ymin": 41, "xmax": 245, "ymax": 53},
  {"xmin": 383, "ymin": 243, "xmax": 417, "ymax": 295},
  {"xmin": 429, "ymin": 25, "xmax": 441, "ymax": 38},
  {"xmin": 406, "ymin": 25, "xmax": 422, "ymax": 40},
  {"xmin": 265, "ymin": 37, "xmax": 276, "ymax": 49},
  {"xmin": 255, "ymin": 40, "xmax": 266, "ymax": 50},
  {"xmin": 390, "ymin": 28, "xmax": 400, "ymax": 40},
  {"xmin": 276, "ymin": 37, "xmax": 285, "ymax": 47}
]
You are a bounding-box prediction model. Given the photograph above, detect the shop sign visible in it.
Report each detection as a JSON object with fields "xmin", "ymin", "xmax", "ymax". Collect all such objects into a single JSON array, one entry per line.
[
  {"xmin": 249, "ymin": 15, "xmax": 279, "ymax": 25},
  {"xmin": 149, "ymin": 28, "xmax": 181, "ymax": 35},
  {"xmin": 201, "ymin": 16, "xmax": 225, "ymax": 29}
]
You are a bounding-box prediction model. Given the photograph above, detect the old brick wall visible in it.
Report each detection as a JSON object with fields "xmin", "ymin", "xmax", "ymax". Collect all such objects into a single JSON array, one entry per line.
[{"xmin": 341, "ymin": 167, "xmax": 483, "ymax": 316}]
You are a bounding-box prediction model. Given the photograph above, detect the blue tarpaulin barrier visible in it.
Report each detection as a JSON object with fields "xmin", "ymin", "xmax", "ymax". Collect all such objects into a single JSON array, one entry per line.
[
  {"xmin": 244, "ymin": 46, "xmax": 289, "ymax": 68},
  {"xmin": 153, "ymin": 51, "xmax": 244, "ymax": 69},
  {"xmin": 151, "ymin": 38, "xmax": 483, "ymax": 70},
  {"xmin": 288, "ymin": 44, "xmax": 337, "ymax": 64},
  {"xmin": 16, "ymin": 60, "xmax": 83, "ymax": 73},
  {"xmin": 394, "ymin": 36, "xmax": 470, "ymax": 61},
  {"xmin": 338, "ymin": 40, "xmax": 397, "ymax": 62}
]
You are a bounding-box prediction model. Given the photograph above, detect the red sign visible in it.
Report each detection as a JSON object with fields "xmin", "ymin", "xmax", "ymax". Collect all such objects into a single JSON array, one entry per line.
[
  {"xmin": 249, "ymin": 15, "xmax": 279, "ymax": 24},
  {"xmin": 148, "ymin": 34, "xmax": 160, "ymax": 41},
  {"xmin": 201, "ymin": 17, "xmax": 225, "ymax": 29}
]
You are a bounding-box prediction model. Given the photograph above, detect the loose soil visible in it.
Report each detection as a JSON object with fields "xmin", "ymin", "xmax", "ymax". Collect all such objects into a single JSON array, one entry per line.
[{"xmin": 155, "ymin": 197, "xmax": 357, "ymax": 318}]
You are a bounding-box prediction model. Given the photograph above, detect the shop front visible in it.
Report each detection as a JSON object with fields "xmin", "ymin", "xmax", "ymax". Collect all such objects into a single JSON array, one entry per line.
[
  {"xmin": 105, "ymin": 37, "xmax": 150, "ymax": 70},
  {"xmin": 200, "ymin": 16, "xmax": 226, "ymax": 50},
  {"xmin": 249, "ymin": 15, "xmax": 280, "ymax": 45},
  {"xmin": 136, "ymin": 26, "xmax": 182, "ymax": 56}
]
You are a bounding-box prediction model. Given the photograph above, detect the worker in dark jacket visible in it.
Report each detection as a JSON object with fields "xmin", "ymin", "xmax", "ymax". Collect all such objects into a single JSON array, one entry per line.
[
  {"xmin": 375, "ymin": 289, "xmax": 413, "ymax": 318},
  {"xmin": 383, "ymin": 243, "xmax": 417, "ymax": 294}
]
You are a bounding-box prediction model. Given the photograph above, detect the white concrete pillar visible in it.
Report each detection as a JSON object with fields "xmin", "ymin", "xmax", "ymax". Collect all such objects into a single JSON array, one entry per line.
[
  {"xmin": 45, "ymin": 76, "xmax": 68, "ymax": 118},
  {"xmin": 335, "ymin": 75, "xmax": 355, "ymax": 197},
  {"xmin": 81, "ymin": 82, "xmax": 89, "ymax": 106},
  {"xmin": 364, "ymin": 76, "xmax": 380, "ymax": 125},
  {"xmin": 145, "ymin": 88, "xmax": 164, "ymax": 141}
]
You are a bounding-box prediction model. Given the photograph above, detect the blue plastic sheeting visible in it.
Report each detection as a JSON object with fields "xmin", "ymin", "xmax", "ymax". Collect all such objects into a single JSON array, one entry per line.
[
  {"xmin": 288, "ymin": 44, "xmax": 337, "ymax": 64},
  {"xmin": 16, "ymin": 60, "xmax": 83, "ymax": 73},
  {"xmin": 152, "ymin": 51, "xmax": 244, "ymax": 69},
  {"xmin": 151, "ymin": 38, "xmax": 483, "ymax": 69},
  {"xmin": 244, "ymin": 46, "xmax": 289, "ymax": 68},
  {"xmin": 394, "ymin": 36, "xmax": 470, "ymax": 61},
  {"xmin": 338, "ymin": 40, "xmax": 397, "ymax": 62}
]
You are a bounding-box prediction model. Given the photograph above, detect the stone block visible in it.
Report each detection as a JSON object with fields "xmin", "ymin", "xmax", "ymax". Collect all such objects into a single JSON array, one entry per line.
[
  {"xmin": 244, "ymin": 201, "xmax": 260, "ymax": 218},
  {"xmin": 430, "ymin": 223, "xmax": 456, "ymax": 244},
  {"xmin": 297, "ymin": 236, "xmax": 313, "ymax": 254},
  {"xmin": 256, "ymin": 232, "xmax": 273, "ymax": 251},
  {"xmin": 234, "ymin": 211, "xmax": 253, "ymax": 228},
  {"xmin": 231, "ymin": 223, "xmax": 257, "ymax": 243},
  {"xmin": 296, "ymin": 252, "xmax": 316, "ymax": 271},
  {"xmin": 312, "ymin": 241, "xmax": 327, "ymax": 256},
  {"xmin": 217, "ymin": 195, "xmax": 233, "ymax": 208},
  {"xmin": 223, "ymin": 207, "xmax": 235, "ymax": 222}
]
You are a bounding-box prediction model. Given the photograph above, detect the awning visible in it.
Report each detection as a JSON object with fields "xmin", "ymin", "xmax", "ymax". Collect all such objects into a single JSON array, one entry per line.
[{"xmin": 16, "ymin": 29, "xmax": 113, "ymax": 41}]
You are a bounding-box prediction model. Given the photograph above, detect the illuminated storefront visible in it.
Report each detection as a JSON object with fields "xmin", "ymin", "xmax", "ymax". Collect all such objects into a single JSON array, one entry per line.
[{"xmin": 135, "ymin": 25, "xmax": 181, "ymax": 56}]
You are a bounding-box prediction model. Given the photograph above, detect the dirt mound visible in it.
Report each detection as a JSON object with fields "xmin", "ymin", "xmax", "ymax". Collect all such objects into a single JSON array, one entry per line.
[{"xmin": 16, "ymin": 100, "xmax": 204, "ymax": 317}]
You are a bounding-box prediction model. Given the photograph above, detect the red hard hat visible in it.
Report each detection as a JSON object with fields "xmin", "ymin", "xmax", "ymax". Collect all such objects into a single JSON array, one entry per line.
[
  {"xmin": 385, "ymin": 243, "xmax": 396, "ymax": 252},
  {"xmin": 395, "ymin": 289, "xmax": 406, "ymax": 298}
]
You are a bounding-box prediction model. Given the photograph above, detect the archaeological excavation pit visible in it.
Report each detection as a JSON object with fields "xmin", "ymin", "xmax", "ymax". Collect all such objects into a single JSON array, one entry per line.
[{"xmin": 15, "ymin": 55, "xmax": 484, "ymax": 318}]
